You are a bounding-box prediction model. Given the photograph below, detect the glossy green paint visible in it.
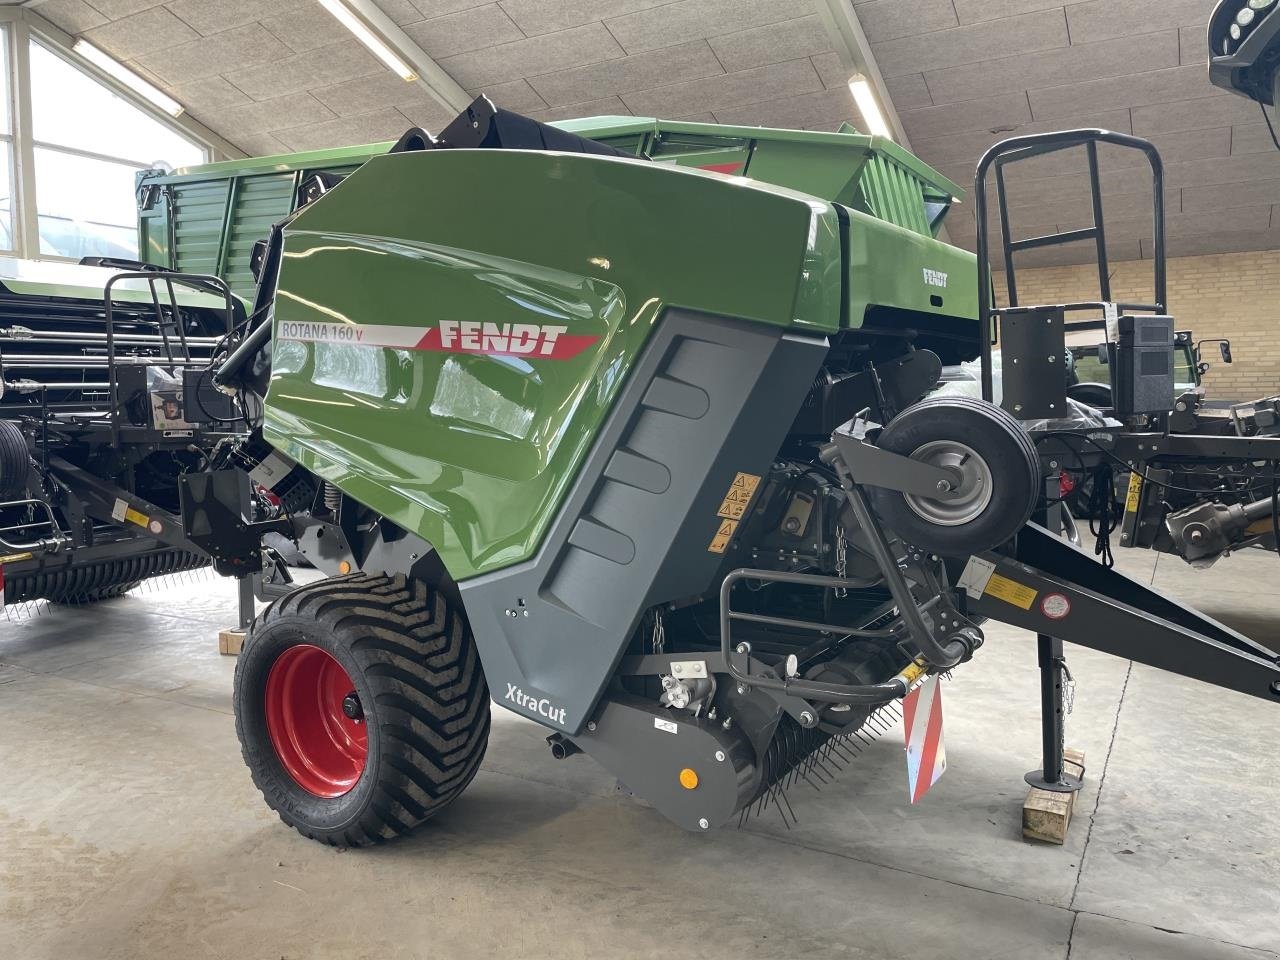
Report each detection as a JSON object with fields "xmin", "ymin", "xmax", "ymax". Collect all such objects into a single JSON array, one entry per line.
[
  {"xmin": 266, "ymin": 149, "xmax": 842, "ymax": 580},
  {"xmin": 843, "ymin": 209, "xmax": 978, "ymax": 327},
  {"xmin": 137, "ymin": 115, "xmax": 964, "ymax": 290}
]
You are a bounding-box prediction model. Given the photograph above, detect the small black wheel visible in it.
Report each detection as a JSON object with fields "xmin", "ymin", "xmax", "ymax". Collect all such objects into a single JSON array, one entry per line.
[
  {"xmin": 0, "ymin": 419, "xmax": 29, "ymax": 500},
  {"xmin": 866, "ymin": 396, "xmax": 1041, "ymax": 555},
  {"xmin": 234, "ymin": 572, "xmax": 490, "ymax": 846}
]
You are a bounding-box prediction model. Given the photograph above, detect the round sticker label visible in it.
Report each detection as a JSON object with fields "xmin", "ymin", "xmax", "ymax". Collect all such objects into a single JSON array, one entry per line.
[{"xmin": 1041, "ymin": 593, "xmax": 1071, "ymax": 620}]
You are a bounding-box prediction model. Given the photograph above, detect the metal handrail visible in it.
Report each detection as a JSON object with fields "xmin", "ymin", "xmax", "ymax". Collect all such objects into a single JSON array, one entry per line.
[
  {"xmin": 974, "ymin": 128, "xmax": 1167, "ymax": 402},
  {"xmin": 103, "ymin": 272, "xmax": 235, "ymax": 446}
]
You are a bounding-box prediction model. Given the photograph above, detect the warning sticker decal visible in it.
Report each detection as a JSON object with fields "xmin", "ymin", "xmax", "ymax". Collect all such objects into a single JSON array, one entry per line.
[
  {"xmin": 716, "ymin": 472, "xmax": 761, "ymax": 520},
  {"xmin": 708, "ymin": 472, "xmax": 761, "ymax": 554},
  {"xmin": 111, "ymin": 497, "xmax": 151, "ymax": 530},
  {"xmin": 1124, "ymin": 473, "xmax": 1143, "ymax": 514},
  {"xmin": 983, "ymin": 572, "xmax": 1038, "ymax": 610}
]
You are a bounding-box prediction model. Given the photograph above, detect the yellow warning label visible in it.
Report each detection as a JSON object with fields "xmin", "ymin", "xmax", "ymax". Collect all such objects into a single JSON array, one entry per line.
[
  {"xmin": 708, "ymin": 518, "xmax": 738, "ymax": 555},
  {"xmin": 984, "ymin": 572, "xmax": 1038, "ymax": 610},
  {"xmin": 1124, "ymin": 472, "xmax": 1142, "ymax": 514},
  {"xmin": 717, "ymin": 472, "xmax": 761, "ymax": 521},
  {"xmin": 0, "ymin": 551, "xmax": 34, "ymax": 564},
  {"xmin": 123, "ymin": 506, "xmax": 150, "ymax": 528}
]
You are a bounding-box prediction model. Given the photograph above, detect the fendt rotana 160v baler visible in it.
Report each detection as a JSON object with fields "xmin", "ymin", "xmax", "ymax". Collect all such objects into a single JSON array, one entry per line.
[{"xmin": 171, "ymin": 99, "xmax": 1279, "ymax": 846}]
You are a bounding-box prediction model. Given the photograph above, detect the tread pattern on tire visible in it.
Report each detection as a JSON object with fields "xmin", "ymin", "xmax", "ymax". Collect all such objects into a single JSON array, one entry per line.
[
  {"xmin": 0, "ymin": 420, "xmax": 30, "ymax": 500},
  {"xmin": 235, "ymin": 572, "xmax": 490, "ymax": 847},
  {"xmin": 867, "ymin": 395, "xmax": 1041, "ymax": 554}
]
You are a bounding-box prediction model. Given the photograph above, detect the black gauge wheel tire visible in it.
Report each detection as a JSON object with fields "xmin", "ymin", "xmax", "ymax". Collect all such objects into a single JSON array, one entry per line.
[{"xmin": 866, "ymin": 396, "xmax": 1041, "ymax": 555}]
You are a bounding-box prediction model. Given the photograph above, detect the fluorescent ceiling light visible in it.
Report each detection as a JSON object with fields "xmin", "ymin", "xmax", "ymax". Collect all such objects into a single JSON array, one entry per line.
[
  {"xmin": 848, "ymin": 74, "xmax": 892, "ymax": 140},
  {"xmin": 318, "ymin": 0, "xmax": 417, "ymax": 81},
  {"xmin": 72, "ymin": 40, "xmax": 183, "ymax": 117}
]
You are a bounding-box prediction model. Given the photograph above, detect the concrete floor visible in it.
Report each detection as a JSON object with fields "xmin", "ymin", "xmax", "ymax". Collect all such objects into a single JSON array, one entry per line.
[{"xmin": 1, "ymin": 549, "xmax": 1277, "ymax": 960}]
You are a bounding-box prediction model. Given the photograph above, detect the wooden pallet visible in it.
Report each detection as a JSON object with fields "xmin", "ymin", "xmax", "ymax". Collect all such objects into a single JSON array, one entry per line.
[
  {"xmin": 218, "ymin": 629, "xmax": 245, "ymax": 657},
  {"xmin": 1022, "ymin": 748, "xmax": 1086, "ymax": 844}
]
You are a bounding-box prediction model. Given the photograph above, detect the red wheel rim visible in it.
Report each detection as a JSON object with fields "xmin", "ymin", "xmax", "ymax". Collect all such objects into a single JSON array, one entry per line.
[{"xmin": 264, "ymin": 644, "xmax": 368, "ymax": 798}]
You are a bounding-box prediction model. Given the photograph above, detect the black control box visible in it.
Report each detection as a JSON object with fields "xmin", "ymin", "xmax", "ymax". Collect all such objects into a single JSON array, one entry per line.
[{"xmin": 1111, "ymin": 315, "xmax": 1175, "ymax": 416}]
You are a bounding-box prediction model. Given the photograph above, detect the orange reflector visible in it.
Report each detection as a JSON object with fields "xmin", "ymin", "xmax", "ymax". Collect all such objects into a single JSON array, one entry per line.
[
  {"xmin": 338, "ymin": 561, "xmax": 352, "ymax": 574},
  {"xmin": 679, "ymin": 768, "xmax": 699, "ymax": 790}
]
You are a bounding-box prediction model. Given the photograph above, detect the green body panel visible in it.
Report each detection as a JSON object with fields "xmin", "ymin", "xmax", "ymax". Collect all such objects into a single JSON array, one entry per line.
[
  {"xmin": 135, "ymin": 111, "xmax": 978, "ymax": 581},
  {"xmin": 137, "ymin": 115, "xmax": 963, "ymax": 296},
  {"xmin": 843, "ymin": 209, "xmax": 978, "ymax": 328},
  {"xmin": 266, "ymin": 150, "xmax": 842, "ymax": 580}
]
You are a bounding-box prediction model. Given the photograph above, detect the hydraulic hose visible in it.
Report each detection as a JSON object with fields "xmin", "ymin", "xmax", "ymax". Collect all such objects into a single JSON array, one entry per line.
[{"xmin": 211, "ymin": 318, "xmax": 271, "ymax": 395}]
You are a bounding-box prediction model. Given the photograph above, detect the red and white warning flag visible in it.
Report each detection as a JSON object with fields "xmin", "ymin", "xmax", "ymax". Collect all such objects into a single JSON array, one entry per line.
[{"xmin": 902, "ymin": 673, "xmax": 946, "ymax": 804}]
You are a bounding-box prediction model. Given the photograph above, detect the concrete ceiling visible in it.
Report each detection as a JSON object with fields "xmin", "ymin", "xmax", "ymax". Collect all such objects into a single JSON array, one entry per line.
[{"xmin": 24, "ymin": 0, "xmax": 1280, "ymax": 266}]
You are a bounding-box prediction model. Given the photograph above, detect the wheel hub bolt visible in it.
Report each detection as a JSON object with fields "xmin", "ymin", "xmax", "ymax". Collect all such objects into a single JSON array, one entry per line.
[{"xmin": 342, "ymin": 691, "xmax": 364, "ymax": 721}]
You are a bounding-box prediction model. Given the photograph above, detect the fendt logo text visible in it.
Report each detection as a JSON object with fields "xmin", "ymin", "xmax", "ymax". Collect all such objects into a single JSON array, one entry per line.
[
  {"xmin": 923, "ymin": 268, "xmax": 949, "ymax": 288},
  {"xmin": 504, "ymin": 683, "xmax": 567, "ymax": 725},
  {"xmin": 278, "ymin": 319, "xmax": 600, "ymax": 361}
]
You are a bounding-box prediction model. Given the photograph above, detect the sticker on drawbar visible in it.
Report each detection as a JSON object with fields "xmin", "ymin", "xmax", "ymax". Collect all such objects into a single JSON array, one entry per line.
[
  {"xmin": 1041, "ymin": 593, "xmax": 1071, "ymax": 620},
  {"xmin": 983, "ymin": 573, "xmax": 1038, "ymax": 610},
  {"xmin": 111, "ymin": 497, "xmax": 150, "ymax": 529},
  {"xmin": 249, "ymin": 449, "xmax": 296, "ymax": 489},
  {"xmin": 654, "ymin": 717, "xmax": 678, "ymax": 734},
  {"xmin": 956, "ymin": 555, "xmax": 996, "ymax": 599},
  {"xmin": 1103, "ymin": 301, "xmax": 1119, "ymax": 341}
]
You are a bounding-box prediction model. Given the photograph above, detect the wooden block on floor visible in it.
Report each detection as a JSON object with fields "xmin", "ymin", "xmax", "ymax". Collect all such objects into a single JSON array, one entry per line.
[
  {"xmin": 218, "ymin": 629, "xmax": 245, "ymax": 657},
  {"xmin": 1022, "ymin": 748, "xmax": 1086, "ymax": 845}
]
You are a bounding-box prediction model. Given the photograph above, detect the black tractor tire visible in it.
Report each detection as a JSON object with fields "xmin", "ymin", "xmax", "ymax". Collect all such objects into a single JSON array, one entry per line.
[
  {"xmin": 866, "ymin": 395, "xmax": 1041, "ymax": 555},
  {"xmin": 1067, "ymin": 382, "xmax": 1112, "ymax": 409},
  {"xmin": 234, "ymin": 572, "xmax": 490, "ymax": 847},
  {"xmin": 0, "ymin": 419, "xmax": 30, "ymax": 500}
]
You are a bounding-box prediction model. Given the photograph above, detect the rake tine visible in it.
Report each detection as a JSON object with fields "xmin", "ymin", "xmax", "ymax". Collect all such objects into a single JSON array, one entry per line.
[
  {"xmin": 796, "ymin": 768, "xmax": 822, "ymax": 791},
  {"xmin": 778, "ymin": 786, "xmax": 797, "ymax": 826},
  {"xmin": 812, "ymin": 757, "xmax": 837, "ymax": 779}
]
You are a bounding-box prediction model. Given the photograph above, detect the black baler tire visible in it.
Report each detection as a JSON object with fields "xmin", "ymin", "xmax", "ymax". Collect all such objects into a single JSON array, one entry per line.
[
  {"xmin": 234, "ymin": 572, "xmax": 489, "ymax": 847},
  {"xmin": 865, "ymin": 396, "xmax": 1041, "ymax": 555},
  {"xmin": 0, "ymin": 420, "xmax": 29, "ymax": 500}
]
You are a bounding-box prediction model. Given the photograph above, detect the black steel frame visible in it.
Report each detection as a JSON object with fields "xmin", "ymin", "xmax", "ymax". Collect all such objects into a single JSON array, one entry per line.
[
  {"xmin": 974, "ymin": 129, "xmax": 1168, "ymax": 403},
  {"xmin": 102, "ymin": 271, "xmax": 235, "ymax": 446}
]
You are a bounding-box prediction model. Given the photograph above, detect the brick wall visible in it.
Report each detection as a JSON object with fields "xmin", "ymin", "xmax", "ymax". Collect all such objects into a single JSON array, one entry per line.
[{"xmin": 994, "ymin": 251, "xmax": 1280, "ymax": 399}]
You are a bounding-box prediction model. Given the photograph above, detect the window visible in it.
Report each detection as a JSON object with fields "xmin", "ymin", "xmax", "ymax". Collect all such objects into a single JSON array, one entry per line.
[
  {"xmin": 0, "ymin": 12, "xmax": 218, "ymax": 262},
  {"xmin": 0, "ymin": 30, "xmax": 13, "ymax": 252},
  {"xmin": 27, "ymin": 38, "xmax": 205, "ymax": 261}
]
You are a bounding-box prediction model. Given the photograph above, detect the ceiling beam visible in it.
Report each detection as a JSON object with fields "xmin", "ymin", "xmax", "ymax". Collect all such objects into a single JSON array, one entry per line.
[
  {"xmin": 813, "ymin": 0, "xmax": 913, "ymax": 149},
  {"xmin": 814, "ymin": 0, "xmax": 955, "ymax": 239},
  {"xmin": 341, "ymin": 0, "xmax": 471, "ymax": 114}
]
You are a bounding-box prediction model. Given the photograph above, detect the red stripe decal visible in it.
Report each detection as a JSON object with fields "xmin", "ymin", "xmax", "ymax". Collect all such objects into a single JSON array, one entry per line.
[
  {"xmin": 912, "ymin": 686, "xmax": 945, "ymax": 804},
  {"xmin": 698, "ymin": 161, "xmax": 745, "ymax": 175},
  {"xmin": 412, "ymin": 324, "xmax": 600, "ymax": 360}
]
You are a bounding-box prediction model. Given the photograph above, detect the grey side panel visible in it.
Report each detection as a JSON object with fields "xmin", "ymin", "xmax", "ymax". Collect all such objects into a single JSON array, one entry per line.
[{"xmin": 460, "ymin": 311, "xmax": 829, "ymax": 734}]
